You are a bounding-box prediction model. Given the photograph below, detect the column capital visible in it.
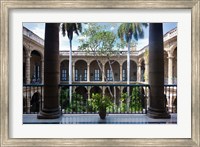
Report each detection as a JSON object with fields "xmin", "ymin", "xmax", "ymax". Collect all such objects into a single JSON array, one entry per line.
[
  {"xmin": 25, "ymin": 54, "xmax": 31, "ymax": 58},
  {"xmin": 167, "ymin": 55, "xmax": 174, "ymax": 59}
]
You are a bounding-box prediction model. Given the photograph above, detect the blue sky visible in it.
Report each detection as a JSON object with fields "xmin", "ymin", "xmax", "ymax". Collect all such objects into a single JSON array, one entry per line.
[{"xmin": 23, "ymin": 22, "xmax": 177, "ymax": 51}]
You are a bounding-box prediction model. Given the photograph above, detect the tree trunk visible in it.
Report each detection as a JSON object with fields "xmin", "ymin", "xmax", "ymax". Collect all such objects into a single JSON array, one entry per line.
[
  {"xmin": 69, "ymin": 40, "xmax": 72, "ymax": 104},
  {"xmin": 127, "ymin": 40, "xmax": 130, "ymax": 112},
  {"xmin": 38, "ymin": 23, "xmax": 60, "ymax": 119},
  {"xmin": 147, "ymin": 23, "xmax": 170, "ymax": 118}
]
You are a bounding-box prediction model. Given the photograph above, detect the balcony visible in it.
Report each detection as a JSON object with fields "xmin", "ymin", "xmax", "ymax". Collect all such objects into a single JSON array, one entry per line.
[{"xmin": 23, "ymin": 84, "xmax": 177, "ymax": 115}]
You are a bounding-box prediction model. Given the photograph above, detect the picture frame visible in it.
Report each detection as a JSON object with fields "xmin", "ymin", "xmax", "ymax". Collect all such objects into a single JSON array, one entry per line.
[{"xmin": 0, "ymin": 0, "xmax": 199, "ymax": 146}]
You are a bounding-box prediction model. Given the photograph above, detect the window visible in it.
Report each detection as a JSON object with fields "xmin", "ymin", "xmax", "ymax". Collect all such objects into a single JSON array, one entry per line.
[
  {"xmin": 75, "ymin": 69, "xmax": 78, "ymax": 81},
  {"xmin": 32, "ymin": 64, "xmax": 40, "ymax": 83},
  {"xmin": 36, "ymin": 65, "xmax": 40, "ymax": 79},
  {"xmin": 61, "ymin": 69, "xmax": 67, "ymax": 81},
  {"xmin": 84, "ymin": 69, "xmax": 87, "ymax": 81},
  {"xmin": 122, "ymin": 69, "xmax": 126, "ymax": 81},
  {"xmin": 107, "ymin": 69, "xmax": 113, "ymax": 81},
  {"xmin": 94, "ymin": 69, "xmax": 100, "ymax": 81}
]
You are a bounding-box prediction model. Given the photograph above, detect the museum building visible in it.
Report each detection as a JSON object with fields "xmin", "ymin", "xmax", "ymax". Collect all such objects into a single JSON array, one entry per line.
[{"xmin": 23, "ymin": 26, "xmax": 177, "ymax": 115}]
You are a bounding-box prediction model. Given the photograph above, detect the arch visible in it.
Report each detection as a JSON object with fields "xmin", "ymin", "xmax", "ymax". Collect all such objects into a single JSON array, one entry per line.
[
  {"xmin": 90, "ymin": 86, "xmax": 102, "ymax": 97},
  {"xmin": 30, "ymin": 92, "xmax": 40, "ymax": 113},
  {"xmin": 30, "ymin": 50, "xmax": 42, "ymax": 84},
  {"xmin": 90, "ymin": 60, "xmax": 102, "ymax": 81},
  {"xmin": 122, "ymin": 60, "xmax": 137, "ymax": 81},
  {"xmin": 74, "ymin": 59, "xmax": 88, "ymax": 65},
  {"xmin": 75, "ymin": 86, "xmax": 88, "ymax": 100},
  {"xmin": 31, "ymin": 49, "xmax": 43, "ymax": 59},
  {"xmin": 138, "ymin": 57, "xmax": 145, "ymax": 65},
  {"xmin": 75, "ymin": 60, "xmax": 87, "ymax": 81},
  {"xmin": 170, "ymin": 43, "xmax": 177, "ymax": 55},
  {"xmin": 105, "ymin": 60, "xmax": 120, "ymax": 81},
  {"xmin": 60, "ymin": 60, "xmax": 69, "ymax": 81}
]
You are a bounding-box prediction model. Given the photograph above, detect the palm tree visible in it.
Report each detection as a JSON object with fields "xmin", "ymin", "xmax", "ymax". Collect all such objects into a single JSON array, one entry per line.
[
  {"xmin": 61, "ymin": 23, "xmax": 82, "ymax": 104},
  {"xmin": 117, "ymin": 23, "xmax": 147, "ymax": 111}
]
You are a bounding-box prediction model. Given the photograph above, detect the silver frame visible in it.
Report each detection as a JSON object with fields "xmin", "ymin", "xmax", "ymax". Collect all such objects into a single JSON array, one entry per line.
[{"xmin": 1, "ymin": 0, "xmax": 199, "ymax": 146}]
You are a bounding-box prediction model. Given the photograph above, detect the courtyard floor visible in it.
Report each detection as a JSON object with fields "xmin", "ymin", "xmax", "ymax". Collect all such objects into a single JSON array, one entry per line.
[{"xmin": 23, "ymin": 113, "xmax": 177, "ymax": 124}]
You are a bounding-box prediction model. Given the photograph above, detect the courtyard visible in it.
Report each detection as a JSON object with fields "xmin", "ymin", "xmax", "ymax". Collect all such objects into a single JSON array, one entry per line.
[{"xmin": 23, "ymin": 114, "xmax": 177, "ymax": 124}]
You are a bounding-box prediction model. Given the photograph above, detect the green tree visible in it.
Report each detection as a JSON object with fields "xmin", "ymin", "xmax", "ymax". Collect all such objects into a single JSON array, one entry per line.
[
  {"xmin": 61, "ymin": 23, "xmax": 82, "ymax": 104},
  {"xmin": 117, "ymin": 23, "xmax": 147, "ymax": 111},
  {"xmin": 79, "ymin": 23, "xmax": 124, "ymax": 108}
]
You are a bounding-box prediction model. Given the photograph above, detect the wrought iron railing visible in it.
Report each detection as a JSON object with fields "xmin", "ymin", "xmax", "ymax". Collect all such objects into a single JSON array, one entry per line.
[
  {"xmin": 59, "ymin": 84, "xmax": 149, "ymax": 114},
  {"xmin": 23, "ymin": 84, "xmax": 43, "ymax": 114},
  {"xmin": 23, "ymin": 84, "xmax": 177, "ymax": 114}
]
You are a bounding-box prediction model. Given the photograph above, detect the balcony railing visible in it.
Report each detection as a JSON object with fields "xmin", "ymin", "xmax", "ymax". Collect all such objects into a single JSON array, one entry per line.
[
  {"xmin": 23, "ymin": 84, "xmax": 43, "ymax": 114},
  {"xmin": 59, "ymin": 50, "xmax": 140, "ymax": 56},
  {"xmin": 23, "ymin": 84, "xmax": 177, "ymax": 114},
  {"xmin": 23, "ymin": 27, "xmax": 44, "ymax": 46}
]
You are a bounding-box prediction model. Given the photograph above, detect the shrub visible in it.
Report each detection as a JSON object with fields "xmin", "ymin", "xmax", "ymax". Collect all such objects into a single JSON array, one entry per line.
[{"xmin": 88, "ymin": 93, "xmax": 113, "ymax": 113}]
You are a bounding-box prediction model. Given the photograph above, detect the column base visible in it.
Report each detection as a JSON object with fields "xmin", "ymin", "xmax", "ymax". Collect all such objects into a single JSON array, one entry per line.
[
  {"xmin": 37, "ymin": 108, "xmax": 61, "ymax": 119},
  {"xmin": 147, "ymin": 107, "xmax": 171, "ymax": 119}
]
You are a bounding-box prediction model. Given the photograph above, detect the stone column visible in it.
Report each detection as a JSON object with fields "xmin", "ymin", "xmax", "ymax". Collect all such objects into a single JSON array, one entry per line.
[
  {"xmin": 38, "ymin": 23, "xmax": 60, "ymax": 119},
  {"xmin": 87, "ymin": 63, "xmax": 90, "ymax": 82},
  {"xmin": 120, "ymin": 64, "xmax": 122, "ymax": 81},
  {"xmin": 144, "ymin": 61, "xmax": 149, "ymax": 83},
  {"xmin": 147, "ymin": 23, "xmax": 170, "ymax": 119},
  {"xmin": 168, "ymin": 54, "xmax": 174, "ymax": 84},
  {"xmin": 41, "ymin": 59, "xmax": 44, "ymax": 84},
  {"xmin": 25, "ymin": 53, "xmax": 31, "ymax": 84},
  {"xmin": 137, "ymin": 64, "xmax": 141, "ymax": 82},
  {"xmin": 87, "ymin": 87, "xmax": 91, "ymax": 99},
  {"xmin": 102, "ymin": 63, "xmax": 105, "ymax": 82}
]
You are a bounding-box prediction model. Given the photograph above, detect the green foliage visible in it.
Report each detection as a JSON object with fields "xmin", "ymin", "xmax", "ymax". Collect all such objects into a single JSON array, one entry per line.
[
  {"xmin": 60, "ymin": 87, "xmax": 144, "ymax": 113},
  {"xmin": 78, "ymin": 23, "xmax": 124, "ymax": 56},
  {"xmin": 88, "ymin": 93, "xmax": 113, "ymax": 112},
  {"xmin": 60, "ymin": 88, "xmax": 87, "ymax": 113},
  {"xmin": 60, "ymin": 88, "xmax": 69, "ymax": 109},
  {"xmin": 119, "ymin": 87, "xmax": 143, "ymax": 112},
  {"xmin": 130, "ymin": 87, "xmax": 143, "ymax": 112},
  {"xmin": 66, "ymin": 93, "xmax": 87, "ymax": 113},
  {"xmin": 118, "ymin": 92, "xmax": 127, "ymax": 113},
  {"xmin": 61, "ymin": 23, "xmax": 82, "ymax": 40},
  {"xmin": 118, "ymin": 23, "xmax": 148, "ymax": 43}
]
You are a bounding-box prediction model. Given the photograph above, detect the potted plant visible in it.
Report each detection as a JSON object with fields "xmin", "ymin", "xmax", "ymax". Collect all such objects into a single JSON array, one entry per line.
[{"xmin": 89, "ymin": 93, "xmax": 113, "ymax": 119}]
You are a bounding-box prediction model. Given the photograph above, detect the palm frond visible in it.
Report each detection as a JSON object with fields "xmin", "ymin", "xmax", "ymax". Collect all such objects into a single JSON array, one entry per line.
[
  {"xmin": 117, "ymin": 22, "xmax": 147, "ymax": 43},
  {"xmin": 61, "ymin": 23, "xmax": 82, "ymax": 41},
  {"xmin": 61, "ymin": 23, "xmax": 66, "ymax": 37}
]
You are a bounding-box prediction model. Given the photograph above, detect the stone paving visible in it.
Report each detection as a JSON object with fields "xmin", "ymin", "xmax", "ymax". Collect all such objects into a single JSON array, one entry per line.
[{"xmin": 23, "ymin": 114, "xmax": 177, "ymax": 124}]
